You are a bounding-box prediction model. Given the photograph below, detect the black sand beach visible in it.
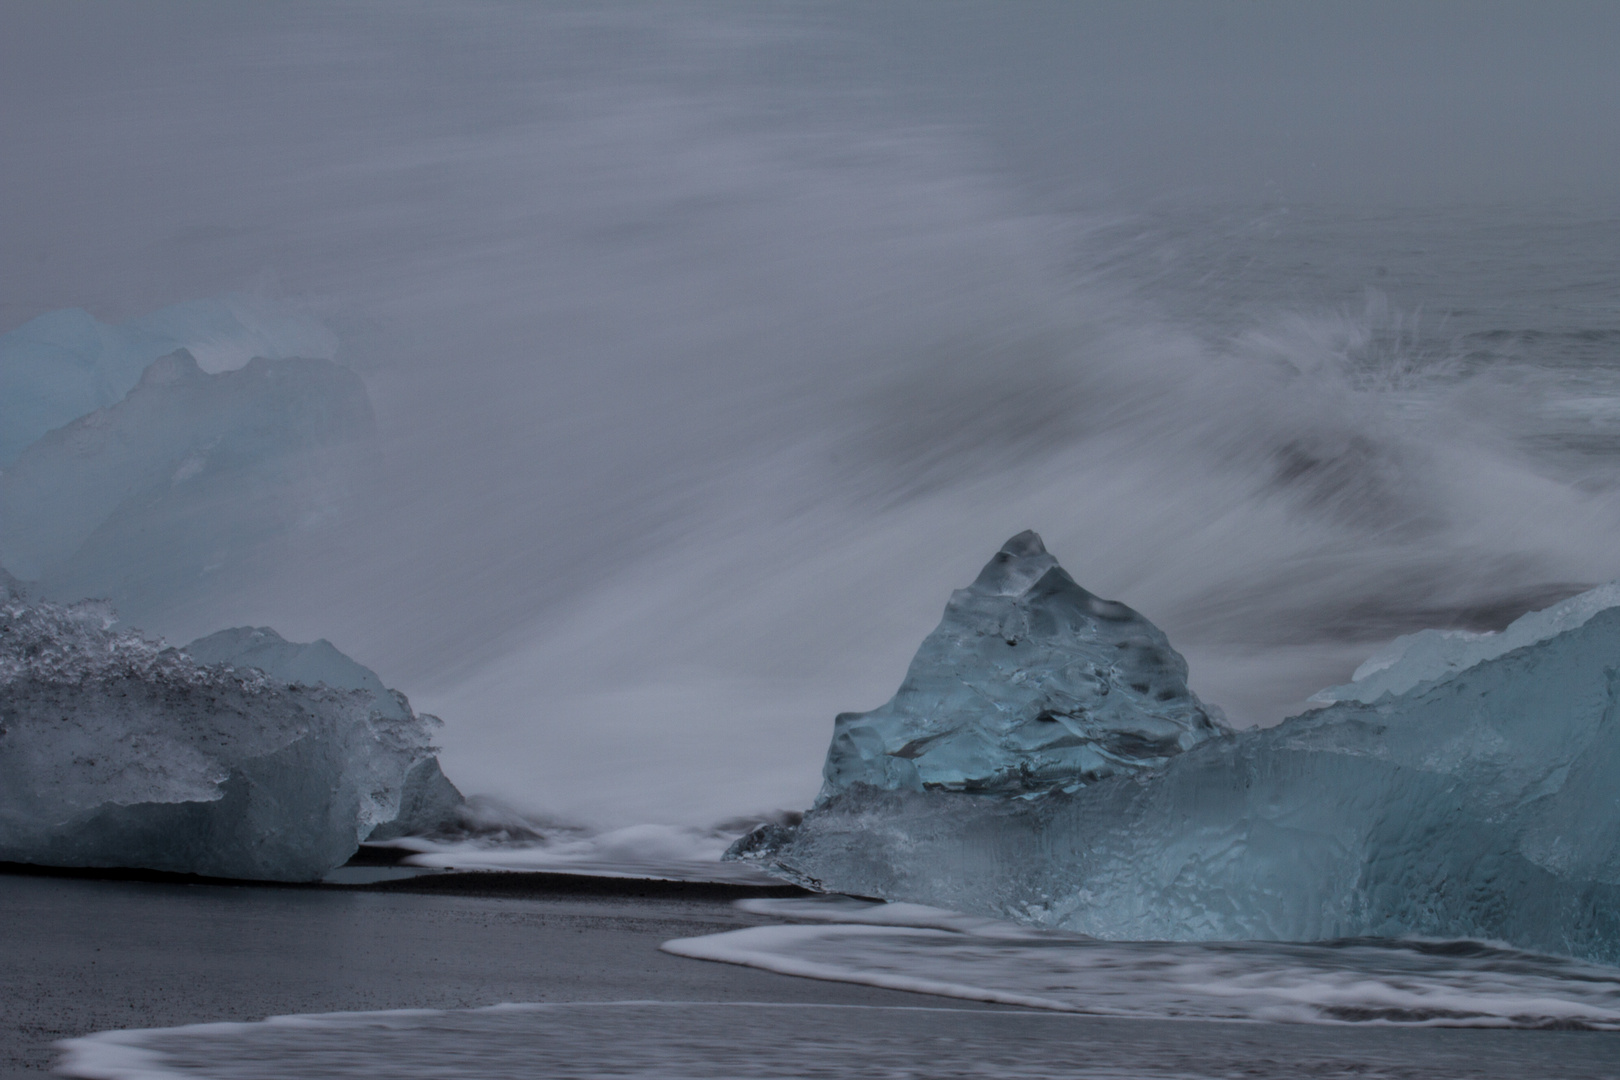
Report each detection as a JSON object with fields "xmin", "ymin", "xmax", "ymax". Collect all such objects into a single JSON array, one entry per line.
[
  {"xmin": 10, "ymin": 867, "xmax": 1620, "ymax": 1079},
  {"xmin": 0, "ymin": 867, "xmax": 1011, "ymax": 1078},
  {"xmin": 9, "ymin": 866, "xmax": 1620, "ymax": 1080}
]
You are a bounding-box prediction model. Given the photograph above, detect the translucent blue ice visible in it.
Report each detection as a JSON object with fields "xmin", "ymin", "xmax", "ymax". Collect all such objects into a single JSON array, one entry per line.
[
  {"xmin": 0, "ymin": 577, "xmax": 457, "ymax": 880},
  {"xmin": 186, "ymin": 626, "xmax": 410, "ymax": 722},
  {"xmin": 820, "ymin": 531, "xmax": 1227, "ymax": 799},
  {"xmin": 0, "ymin": 347, "xmax": 374, "ymax": 614},
  {"xmin": 732, "ymin": 537, "xmax": 1620, "ymax": 964},
  {"xmin": 183, "ymin": 626, "xmax": 465, "ymax": 842},
  {"xmin": 0, "ymin": 296, "xmax": 335, "ymax": 465}
]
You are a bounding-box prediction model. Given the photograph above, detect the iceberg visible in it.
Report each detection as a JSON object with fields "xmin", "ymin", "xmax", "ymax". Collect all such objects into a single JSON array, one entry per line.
[
  {"xmin": 1309, "ymin": 578, "xmax": 1620, "ymax": 704},
  {"xmin": 731, "ymin": 534, "xmax": 1620, "ymax": 964},
  {"xmin": 0, "ymin": 347, "xmax": 376, "ymax": 616},
  {"xmin": 185, "ymin": 626, "xmax": 413, "ymax": 723},
  {"xmin": 182, "ymin": 626, "xmax": 466, "ymax": 843},
  {"xmin": 818, "ymin": 530, "xmax": 1226, "ymax": 800},
  {"xmin": 0, "ymin": 296, "xmax": 336, "ymax": 466},
  {"xmin": 0, "ymin": 576, "xmax": 459, "ymax": 881}
]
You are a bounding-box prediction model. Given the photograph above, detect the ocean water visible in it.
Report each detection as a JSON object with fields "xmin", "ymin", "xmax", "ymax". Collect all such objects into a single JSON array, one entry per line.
[
  {"xmin": 670, "ymin": 898, "xmax": 1620, "ymax": 1028},
  {"xmin": 55, "ymin": 1000, "xmax": 1620, "ymax": 1080},
  {"xmin": 50, "ymin": 898, "xmax": 1620, "ymax": 1079}
]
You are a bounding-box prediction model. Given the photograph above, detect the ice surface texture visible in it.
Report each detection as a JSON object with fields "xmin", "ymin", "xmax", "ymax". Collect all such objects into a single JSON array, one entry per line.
[
  {"xmin": 734, "ymin": 538, "xmax": 1620, "ymax": 964},
  {"xmin": 184, "ymin": 627, "xmax": 465, "ymax": 843},
  {"xmin": 820, "ymin": 531, "xmax": 1226, "ymax": 799},
  {"xmin": 0, "ymin": 583, "xmax": 456, "ymax": 881},
  {"xmin": 0, "ymin": 297, "xmax": 335, "ymax": 465}
]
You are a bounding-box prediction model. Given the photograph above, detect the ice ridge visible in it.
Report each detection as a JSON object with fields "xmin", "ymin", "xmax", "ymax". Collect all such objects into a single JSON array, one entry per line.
[
  {"xmin": 0, "ymin": 583, "xmax": 458, "ymax": 880},
  {"xmin": 186, "ymin": 627, "xmax": 410, "ymax": 722},
  {"xmin": 0, "ymin": 348, "xmax": 376, "ymax": 605},
  {"xmin": 0, "ymin": 296, "xmax": 335, "ymax": 465},
  {"xmin": 819, "ymin": 530, "xmax": 1227, "ymax": 800},
  {"xmin": 1310, "ymin": 578, "xmax": 1620, "ymax": 704},
  {"xmin": 732, "ymin": 540, "xmax": 1620, "ymax": 965}
]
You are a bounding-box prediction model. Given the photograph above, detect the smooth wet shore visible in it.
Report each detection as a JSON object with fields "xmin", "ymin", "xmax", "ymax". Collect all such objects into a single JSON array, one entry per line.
[
  {"xmin": 0, "ymin": 867, "xmax": 997, "ymax": 1078},
  {"xmin": 7, "ymin": 866, "xmax": 1620, "ymax": 1080}
]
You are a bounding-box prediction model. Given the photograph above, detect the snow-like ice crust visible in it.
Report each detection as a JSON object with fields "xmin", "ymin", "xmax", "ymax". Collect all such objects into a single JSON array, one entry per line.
[
  {"xmin": 0, "ymin": 296, "xmax": 335, "ymax": 465},
  {"xmin": 731, "ymin": 538, "xmax": 1620, "ymax": 964},
  {"xmin": 818, "ymin": 530, "xmax": 1226, "ymax": 799},
  {"xmin": 1310, "ymin": 578, "xmax": 1620, "ymax": 704},
  {"xmin": 0, "ymin": 577, "xmax": 453, "ymax": 880},
  {"xmin": 186, "ymin": 627, "xmax": 411, "ymax": 722},
  {"xmin": 183, "ymin": 626, "xmax": 465, "ymax": 844}
]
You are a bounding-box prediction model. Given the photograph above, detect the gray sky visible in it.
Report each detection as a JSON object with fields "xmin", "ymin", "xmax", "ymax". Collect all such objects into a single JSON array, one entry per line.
[{"xmin": 825, "ymin": 1, "xmax": 1620, "ymax": 204}]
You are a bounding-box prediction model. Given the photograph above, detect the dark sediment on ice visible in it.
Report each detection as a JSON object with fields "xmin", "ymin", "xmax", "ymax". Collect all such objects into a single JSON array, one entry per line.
[{"xmin": 359, "ymin": 869, "xmax": 812, "ymax": 902}]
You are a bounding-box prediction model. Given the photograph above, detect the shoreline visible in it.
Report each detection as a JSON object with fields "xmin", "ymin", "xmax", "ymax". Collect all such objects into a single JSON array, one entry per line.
[
  {"xmin": 0, "ymin": 864, "xmax": 993, "ymax": 1079},
  {"xmin": 0, "ymin": 859, "xmax": 813, "ymax": 903},
  {"xmin": 8, "ymin": 864, "xmax": 1620, "ymax": 1080}
]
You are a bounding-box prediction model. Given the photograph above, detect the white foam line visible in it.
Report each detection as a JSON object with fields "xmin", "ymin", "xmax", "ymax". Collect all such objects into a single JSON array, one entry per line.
[
  {"xmin": 733, "ymin": 896, "xmax": 1049, "ymax": 937},
  {"xmin": 662, "ymin": 925, "xmax": 1095, "ymax": 1014},
  {"xmin": 56, "ymin": 999, "xmax": 1077, "ymax": 1079},
  {"xmin": 659, "ymin": 924, "xmax": 1620, "ymax": 1030}
]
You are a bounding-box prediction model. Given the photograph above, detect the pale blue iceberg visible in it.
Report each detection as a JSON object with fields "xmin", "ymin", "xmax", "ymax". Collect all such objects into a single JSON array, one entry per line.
[
  {"xmin": 0, "ymin": 296, "xmax": 335, "ymax": 465},
  {"xmin": 0, "ymin": 347, "xmax": 376, "ymax": 618},
  {"xmin": 183, "ymin": 626, "xmax": 465, "ymax": 843},
  {"xmin": 0, "ymin": 575, "xmax": 458, "ymax": 880},
  {"xmin": 819, "ymin": 530, "xmax": 1226, "ymax": 799},
  {"xmin": 731, "ymin": 534, "xmax": 1620, "ymax": 964},
  {"xmin": 185, "ymin": 626, "xmax": 412, "ymax": 722}
]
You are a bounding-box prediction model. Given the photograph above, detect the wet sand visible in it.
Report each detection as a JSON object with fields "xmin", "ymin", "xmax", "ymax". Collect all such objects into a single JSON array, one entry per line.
[
  {"xmin": 9, "ymin": 866, "xmax": 1620, "ymax": 1080},
  {"xmin": 0, "ymin": 867, "xmax": 1007, "ymax": 1078}
]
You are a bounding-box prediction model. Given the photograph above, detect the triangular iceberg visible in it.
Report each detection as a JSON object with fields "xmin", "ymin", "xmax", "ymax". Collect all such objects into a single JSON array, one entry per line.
[{"xmin": 822, "ymin": 530, "xmax": 1226, "ymax": 798}]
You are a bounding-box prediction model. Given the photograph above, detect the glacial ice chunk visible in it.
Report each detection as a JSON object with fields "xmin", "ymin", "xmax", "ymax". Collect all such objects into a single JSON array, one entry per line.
[
  {"xmin": 0, "ymin": 296, "xmax": 335, "ymax": 466},
  {"xmin": 185, "ymin": 626, "xmax": 411, "ymax": 722},
  {"xmin": 819, "ymin": 530, "xmax": 1226, "ymax": 799},
  {"xmin": 0, "ymin": 581, "xmax": 456, "ymax": 880},
  {"xmin": 1310, "ymin": 578, "xmax": 1620, "ymax": 704},
  {"xmin": 0, "ymin": 348, "xmax": 376, "ymax": 618},
  {"xmin": 182, "ymin": 626, "xmax": 465, "ymax": 842},
  {"xmin": 732, "ymin": 539, "xmax": 1620, "ymax": 964}
]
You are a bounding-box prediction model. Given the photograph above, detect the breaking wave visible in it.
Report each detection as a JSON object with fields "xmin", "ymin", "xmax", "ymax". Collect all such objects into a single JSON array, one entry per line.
[{"xmin": 663, "ymin": 897, "xmax": 1620, "ymax": 1029}]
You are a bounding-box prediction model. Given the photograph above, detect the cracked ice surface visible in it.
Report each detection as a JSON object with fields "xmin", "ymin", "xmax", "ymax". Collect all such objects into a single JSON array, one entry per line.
[
  {"xmin": 0, "ymin": 573, "xmax": 450, "ymax": 880},
  {"xmin": 732, "ymin": 537, "xmax": 1620, "ymax": 964}
]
